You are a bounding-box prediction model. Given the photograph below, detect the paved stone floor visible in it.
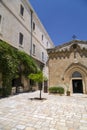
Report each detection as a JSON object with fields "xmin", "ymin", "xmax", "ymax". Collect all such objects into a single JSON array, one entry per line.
[{"xmin": 0, "ymin": 91, "xmax": 87, "ymax": 130}]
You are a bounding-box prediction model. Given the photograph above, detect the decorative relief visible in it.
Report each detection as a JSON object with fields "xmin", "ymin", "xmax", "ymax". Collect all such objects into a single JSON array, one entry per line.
[{"xmin": 48, "ymin": 43, "xmax": 87, "ymax": 59}]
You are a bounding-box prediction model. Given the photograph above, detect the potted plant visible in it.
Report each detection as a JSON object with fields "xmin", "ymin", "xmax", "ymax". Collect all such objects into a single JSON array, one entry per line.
[{"xmin": 66, "ymin": 90, "xmax": 70, "ymax": 96}]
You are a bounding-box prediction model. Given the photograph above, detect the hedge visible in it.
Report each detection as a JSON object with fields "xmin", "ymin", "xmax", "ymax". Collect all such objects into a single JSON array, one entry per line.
[{"xmin": 49, "ymin": 86, "xmax": 64, "ymax": 94}]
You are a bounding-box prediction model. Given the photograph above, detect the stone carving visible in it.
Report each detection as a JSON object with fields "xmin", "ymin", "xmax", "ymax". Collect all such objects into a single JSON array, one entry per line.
[{"xmin": 48, "ymin": 40, "xmax": 87, "ymax": 59}]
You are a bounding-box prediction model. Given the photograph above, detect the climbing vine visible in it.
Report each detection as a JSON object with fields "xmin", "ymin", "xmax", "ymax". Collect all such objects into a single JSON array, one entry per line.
[{"xmin": 0, "ymin": 40, "xmax": 37, "ymax": 97}]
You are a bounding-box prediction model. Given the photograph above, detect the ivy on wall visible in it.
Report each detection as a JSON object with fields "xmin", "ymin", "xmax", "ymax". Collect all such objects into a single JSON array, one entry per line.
[{"xmin": 0, "ymin": 40, "xmax": 37, "ymax": 97}]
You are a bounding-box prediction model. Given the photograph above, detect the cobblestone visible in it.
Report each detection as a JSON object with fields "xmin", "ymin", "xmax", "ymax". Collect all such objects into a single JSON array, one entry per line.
[{"xmin": 0, "ymin": 91, "xmax": 87, "ymax": 130}]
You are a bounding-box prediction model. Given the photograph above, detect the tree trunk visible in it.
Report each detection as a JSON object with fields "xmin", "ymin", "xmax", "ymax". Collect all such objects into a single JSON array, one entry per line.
[{"xmin": 40, "ymin": 89, "xmax": 42, "ymax": 99}]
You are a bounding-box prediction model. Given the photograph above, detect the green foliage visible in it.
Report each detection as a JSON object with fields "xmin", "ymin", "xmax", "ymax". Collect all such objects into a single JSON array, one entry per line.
[
  {"xmin": 0, "ymin": 40, "xmax": 19, "ymax": 77},
  {"xmin": 29, "ymin": 71, "xmax": 44, "ymax": 99},
  {"xmin": 49, "ymin": 86, "xmax": 64, "ymax": 94},
  {"xmin": 17, "ymin": 51, "xmax": 37, "ymax": 76},
  {"xmin": 0, "ymin": 40, "xmax": 19, "ymax": 96},
  {"xmin": 29, "ymin": 71, "xmax": 44, "ymax": 83},
  {"xmin": 0, "ymin": 40, "xmax": 38, "ymax": 97}
]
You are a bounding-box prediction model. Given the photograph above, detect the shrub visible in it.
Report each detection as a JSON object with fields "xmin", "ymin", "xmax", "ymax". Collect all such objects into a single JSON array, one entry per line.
[
  {"xmin": 58, "ymin": 87, "xmax": 64, "ymax": 94},
  {"xmin": 49, "ymin": 86, "xmax": 64, "ymax": 94}
]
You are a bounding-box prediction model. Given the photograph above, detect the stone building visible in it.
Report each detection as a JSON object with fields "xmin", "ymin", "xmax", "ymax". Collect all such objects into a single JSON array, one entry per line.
[
  {"xmin": 48, "ymin": 40, "xmax": 87, "ymax": 94},
  {"xmin": 0, "ymin": 0, "xmax": 54, "ymax": 92}
]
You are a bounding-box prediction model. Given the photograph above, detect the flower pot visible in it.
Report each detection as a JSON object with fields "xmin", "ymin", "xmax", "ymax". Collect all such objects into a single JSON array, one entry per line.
[{"xmin": 66, "ymin": 91, "xmax": 70, "ymax": 96}]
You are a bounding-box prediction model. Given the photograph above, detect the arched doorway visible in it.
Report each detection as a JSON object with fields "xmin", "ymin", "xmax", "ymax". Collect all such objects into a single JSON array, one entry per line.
[
  {"xmin": 72, "ymin": 71, "xmax": 83, "ymax": 93},
  {"xmin": 63, "ymin": 63, "xmax": 87, "ymax": 94}
]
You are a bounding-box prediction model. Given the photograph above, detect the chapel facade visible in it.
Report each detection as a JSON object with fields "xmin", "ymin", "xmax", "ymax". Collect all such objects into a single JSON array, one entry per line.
[{"xmin": 48, "ymin": 40, "xmax": 87, "ymax": 94}]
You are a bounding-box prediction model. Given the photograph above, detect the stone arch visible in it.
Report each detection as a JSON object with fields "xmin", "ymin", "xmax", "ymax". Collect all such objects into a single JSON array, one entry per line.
[
  {"xmin": 63, "ymin": 63, "xmax": 87, "ymax": 79},
  {"xmin": 62, "ymin": 63, "xmax": 87, "ymax": 93}
]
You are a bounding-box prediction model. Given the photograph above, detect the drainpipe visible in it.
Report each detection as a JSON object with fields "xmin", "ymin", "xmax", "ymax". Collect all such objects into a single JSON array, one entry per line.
[
  {"xmin": 30, "ymin": 9, "xmax": 33, "ymax": 56},
  {"xmin": 29, "ymin": 9, "xmax": 33, "ymax": 91}
]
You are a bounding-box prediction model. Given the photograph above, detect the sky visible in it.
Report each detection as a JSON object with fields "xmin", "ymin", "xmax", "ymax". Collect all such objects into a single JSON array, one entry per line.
[{"xmin": 29, "ymin": 0, "xmax": 87, "ymax": 46}]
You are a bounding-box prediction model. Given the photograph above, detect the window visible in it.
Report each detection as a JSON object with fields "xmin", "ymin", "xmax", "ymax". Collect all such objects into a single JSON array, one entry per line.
[
  {"xmin": 42, "ymin": 34, "xmax": 44, "ymax": 41},
  {"xmin": 20, "ymin": 4, "xmax": 24, "ymax": 16},
  {"xmin": 72, "ymin": 44, "xmax": 77, "ymax": 49},
  {"xmin": 19, "ymin": 32, "xmax": 23, "ymax": 45},
  {"xmin": 42, "ymin": 52, "xmax": 44, "ymax": 61},
  {"xmin": 33, "ymin": 44, "xmax": 36, "ymax": 55},
  {"xmin": 72, "ymin": 71, "xmax": 82, "ymax": 78},
  {"xmin": 33, "ymin": 22, "xmax": 35, "ymax": 31}
]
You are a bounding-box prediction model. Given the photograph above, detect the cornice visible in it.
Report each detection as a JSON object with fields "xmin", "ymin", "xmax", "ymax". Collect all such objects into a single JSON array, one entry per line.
[{"xmin": 48, "ymin": 40, "xmax": 87, "ymax": 59}]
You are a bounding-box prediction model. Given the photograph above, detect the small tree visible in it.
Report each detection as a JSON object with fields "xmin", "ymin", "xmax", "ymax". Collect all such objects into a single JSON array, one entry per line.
[{"xmin": 29, "ymin": 71, "xmax": 44, "ymax": 99}]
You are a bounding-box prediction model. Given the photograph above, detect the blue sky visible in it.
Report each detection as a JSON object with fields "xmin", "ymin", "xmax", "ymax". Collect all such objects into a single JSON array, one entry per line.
[{"xmin": 29, "ymin": 0, "xmax": 87, "ymax": 46}]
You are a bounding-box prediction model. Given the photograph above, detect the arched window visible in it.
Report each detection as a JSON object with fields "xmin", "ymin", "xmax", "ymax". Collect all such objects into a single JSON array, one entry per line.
[{"xmin": 72, "ymin": 71, "xmax": 82, "ymax": 78}]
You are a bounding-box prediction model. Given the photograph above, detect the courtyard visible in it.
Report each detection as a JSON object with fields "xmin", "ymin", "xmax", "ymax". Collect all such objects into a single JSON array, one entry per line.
[{"xmin": 0, "ymin": 91, "xmax": 87, "ymax": 130}]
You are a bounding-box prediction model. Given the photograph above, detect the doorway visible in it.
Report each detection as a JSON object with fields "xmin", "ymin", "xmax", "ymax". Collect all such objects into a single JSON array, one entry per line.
[
  {"xmin": 72, "ymin": 79, "xmax": 83, "ymax": 93},
  {"xmin": 44, "ymin": 81, "xmax": 48, "ymax": 93}
]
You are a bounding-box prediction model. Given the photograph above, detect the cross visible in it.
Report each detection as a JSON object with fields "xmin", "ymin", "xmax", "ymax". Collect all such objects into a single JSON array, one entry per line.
[{"xmin": 72, "ymin": 35, "xmax": 77, "ymax": 40}]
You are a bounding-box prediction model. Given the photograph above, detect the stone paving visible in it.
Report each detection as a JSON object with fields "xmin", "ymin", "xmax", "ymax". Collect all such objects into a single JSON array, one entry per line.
[{"xmin": 0, "ymin": 91, "xmax": 87, "ymax": 130}]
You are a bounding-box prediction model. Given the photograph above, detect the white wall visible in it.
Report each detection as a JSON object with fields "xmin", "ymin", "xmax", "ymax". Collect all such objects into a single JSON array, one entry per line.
[{"xmin": 0, "ymin": 0, "xmax": 54, "ymax": 79}]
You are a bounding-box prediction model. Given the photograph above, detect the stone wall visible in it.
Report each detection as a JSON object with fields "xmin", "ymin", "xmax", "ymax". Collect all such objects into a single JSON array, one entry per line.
[{"xmin": 48, "ymin": 41, "xmax": 87, "ymax": 94}]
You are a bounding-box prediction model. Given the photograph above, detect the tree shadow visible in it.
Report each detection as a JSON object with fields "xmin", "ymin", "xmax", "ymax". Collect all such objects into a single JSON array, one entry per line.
[{"xmin": 29, "ymin": 97, "xmax": 46, "ymax": 101}]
